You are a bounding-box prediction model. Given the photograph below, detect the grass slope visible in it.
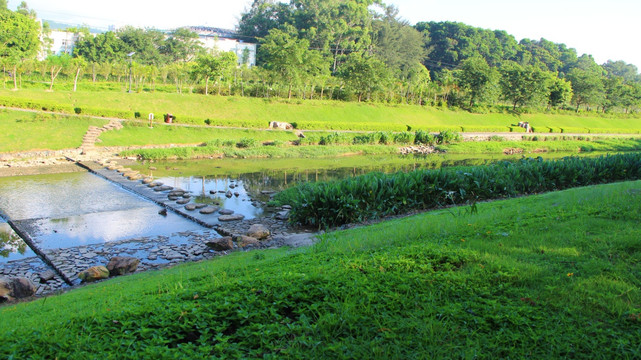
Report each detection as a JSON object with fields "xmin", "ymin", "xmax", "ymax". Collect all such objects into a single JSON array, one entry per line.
[
  {"xmin": 0, "ymin": 109, "xmax": 107, "ymax": 152},
  {"xmin": 2, "ymin": 88, "xmax": 641, "ymax": 133},
  {"xmin": 1, "ymin": 181, "xmax": 639, "ymax": 358}
]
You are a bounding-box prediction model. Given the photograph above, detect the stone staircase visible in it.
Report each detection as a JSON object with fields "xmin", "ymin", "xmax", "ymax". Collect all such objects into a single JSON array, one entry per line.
[{"xmin": 80, "ymin": 119, "xmax": 123, "ymax": 155}]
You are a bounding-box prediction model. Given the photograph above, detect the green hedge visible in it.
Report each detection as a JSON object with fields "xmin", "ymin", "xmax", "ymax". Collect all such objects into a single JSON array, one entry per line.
[{"xmin": 275, "ymin": 153, "xmax": 641, "ymax": 227}]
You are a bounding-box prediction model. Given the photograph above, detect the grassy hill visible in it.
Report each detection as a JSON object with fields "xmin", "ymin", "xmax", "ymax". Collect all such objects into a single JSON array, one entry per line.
[
  {"xmin": 1, "ymin": 180, "xmax": 639, "ymax": 358},
  {"xmin": 2, "ymin": 89, "xmax": 641, "ymax": 134}
]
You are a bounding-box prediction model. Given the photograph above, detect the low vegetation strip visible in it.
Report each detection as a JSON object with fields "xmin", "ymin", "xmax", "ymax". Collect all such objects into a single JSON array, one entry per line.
[
  {"xmin": 2, "ymin": 90, "xmax": 641, "ymax": 134},
  {"xmin": 275, "ymin": 152, "xmax": 641, "ymax": 227},
  {"xmin": 1, "ymin": 181, "xmax": 639, "ymax": 358}
]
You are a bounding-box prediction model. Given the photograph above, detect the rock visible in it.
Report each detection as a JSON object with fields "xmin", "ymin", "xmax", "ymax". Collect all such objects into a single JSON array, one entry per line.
[
  {"xmin": 234, "ymin": 192, "xmax": 240, "ymax": 197},
  {"xmin": 205, "ymin": 237, "xmax": 234, "ymax": 251},
  {"xmin": 127, "ymin": 173, "xmax": 143, "ymax": 181},
  {"xmin": 219, "ymin": 209, "xmax": 234, "ymax": 215},
  {"xmin": 142, "ymin": 177, "xmax": 154, "ymax": 184},
  {"xmin": 261, "ymin": 190, "xmax": 277, "ymax": 195},
  {"xmin": 158, "ymin": 208, "xmax": 168, "ymax": 216},
  {"xmin": 281, "ymin": 205, "xmax": 292, "ymax": 210},
  {"xmin": 0, "ymin": 277, "xmax": 37, "ymax": 302},
  {"xmin": 176, "ymin": 199, "xmax": 190, "ymax": 205},
  {"xmin": 209, "ymin": 190, "xmax": 216, "ymax": 194},
  {"xmin": 225, "ymin": 190, "xmax": 233, "ymax": 198},
  {"xmin": 149, "ymin": 166, "xmax": 157, "ymax": 170},
  {"xmin": 169, "ymin": 190, "xmax": 185, "ymax": 197},
  {"xmin": 199, "ymin": 206, "xmax": 219, "ymax": 215},
  {"xmin": 247, "ymin": 224, "xmax": 270, "ymax": 240},
  {"xmin": 168, "ymin": 195, "xmax": 180, "ymax": 201},
  {"xmin": 38, "ymin": 270, "xmax": 56, "ymax": 283},
  {"xmin": 234, "ymin": 235, "xmax": 259, "ymax": 248},
  {"xmin": 219, "ymin": 214, "xmax": 245, "ymax": 222},
  {"xmin": 194, "ymin": 204, "xmax": 207, "ymax": 209},
  {"xmin": 269, "ymin": 121, "xmax": 294, "ymax": 130},
  {"xmin": 229, "ymin": 184, "xmax": 236, "ymax": 189},
  {"xmin": 275, "ymin": 210, "xmax": 290, "ymax": 221},
  {"xmin": 182, "ymin": 194, "xmax": 191, "ymax": 199},
  {"xmin": 106, "ymin": 257, "xmax": 140, "ymax": 276},
  {"xmin": 77, "ymin": 266, "xmax": 109, "ymax": 283}
]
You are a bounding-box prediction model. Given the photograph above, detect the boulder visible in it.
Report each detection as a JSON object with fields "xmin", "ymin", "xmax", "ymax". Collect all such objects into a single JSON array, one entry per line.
[
  {"xmin": 219, "ymin": 209, "xmax": 234, "ymax": 215},
  {"xmin": 199, "ymin": 206, "xmax": 219, "ymax": 215},
  {"xmin": 225, "ymin": 190, "xmax": 233, "ymax": 198},
  {"xmin": 269, "ymin": 121, "xmax": 294, "ymax": 130},
  {"xmin": 219, "ymin": 214, "xmax": 245, "ymax": 222},
  {"xmin": 247, "ymin": 224, "xmax": 270, "ymax": 240},
  {"xmin": 205, "ymin": 237, "xmax": 234, "ymax": 251},
  {"xmin": 275, "ymin": 210, "xmax": 290, "ymax": 221},
  {"xmin": 0, "ymin": 277, "xmax": 36, "ymax": 302},
  {"xmin": 107, "ymin": 257, "xmax": 140, "ymax": 276},
  {"xmin": 38, "ymin": 270, "xmax": 56, "ymax": 283},
  {"xmin": 78, "ymin": 266, "xmax": 109, "ymax": 283},
  {"xmin": 234, "ymin": 235, "xmax": 260, "ymax": 248}
]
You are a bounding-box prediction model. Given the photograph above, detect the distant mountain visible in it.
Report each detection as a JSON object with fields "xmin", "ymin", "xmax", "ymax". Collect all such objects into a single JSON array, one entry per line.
[{"xmin": 43, "ymin": 19, "xmax": 106, "ymax": 34}]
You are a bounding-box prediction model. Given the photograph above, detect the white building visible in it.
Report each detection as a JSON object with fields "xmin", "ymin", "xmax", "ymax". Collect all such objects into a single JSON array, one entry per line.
[
  {"xmin": 47, "ymin": 30, "xmax": 81, "ymax": 56},
  {"xmin": 187, "ymin": 27, "xmax": 257, "ymax": 67}
]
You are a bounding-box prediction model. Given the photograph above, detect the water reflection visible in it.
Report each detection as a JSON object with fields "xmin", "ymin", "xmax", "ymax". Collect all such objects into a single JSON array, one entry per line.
[
  {"xmin": 0, "ymin": 172, "xmax": 204, "ymax": 251},
  {"xmin": 0, "ymin": 222, "xmax": 34, "ymax": 262}
]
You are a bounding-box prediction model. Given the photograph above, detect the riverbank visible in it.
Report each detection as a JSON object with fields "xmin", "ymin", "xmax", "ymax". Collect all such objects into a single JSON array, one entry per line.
[{"xmin": 1, "ymin": 180, "xmax": 639, "ymax": 358}]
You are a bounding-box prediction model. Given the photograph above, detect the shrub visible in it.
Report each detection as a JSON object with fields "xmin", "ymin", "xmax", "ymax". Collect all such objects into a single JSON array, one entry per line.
[
  {"xmin": 134, "ymin": 111, "xmax": 141, "ymax": 119},
  {"xmin": 393, "ymin": 131, "xmax": 415, "ymax": 145},
  {"xmin": 204, "ymin": 119, "xmax": 212, "ymax": 125},
  {"xmin": 237, "ymin": 137, "xmax": 259, "ymax": 148},
  {"xmin": 74, "ymin": 107, "xmax": 82, "ymax": 115},
  {"xmin": 414, "ymin": 130, "xmax": 434, "ymax": 145},
  {"xmin": 275, "ymin": 153, "xmax": 641, "ymax": 227},
  {"xmin": 489, "ymin": 135, "xmax": 505, "ymax": 142}
]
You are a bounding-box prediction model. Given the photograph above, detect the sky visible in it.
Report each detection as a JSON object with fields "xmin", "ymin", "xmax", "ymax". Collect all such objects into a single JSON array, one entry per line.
[{"xmin": 7, "ymin": 0, "xmax": 641, "ymax": 70}]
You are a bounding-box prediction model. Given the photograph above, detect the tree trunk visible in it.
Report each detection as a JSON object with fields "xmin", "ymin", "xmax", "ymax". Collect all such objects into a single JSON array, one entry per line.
[
  {"xmin": 288, "ymin": 83, "xmax": 292, "ymax": 100},
  {"xmin": 92, "ymin": 63, "xmax": 97, "ymax": 82},
  {"xmin": 205, "ymin": 76, "xmax": 209, "ymax": 95},
  {"xmin": 13, "ymin": 65, "xmax": 18, "ymax": 90},
  {"xmin": 73, "ymin": 67, "xmax": 81, "ymax": 92}
]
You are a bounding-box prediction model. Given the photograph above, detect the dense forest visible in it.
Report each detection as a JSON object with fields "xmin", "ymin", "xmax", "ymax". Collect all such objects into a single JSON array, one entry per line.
[{"xmin": 1, "ymin": 0, "xmax": 640, "ymax": 114}]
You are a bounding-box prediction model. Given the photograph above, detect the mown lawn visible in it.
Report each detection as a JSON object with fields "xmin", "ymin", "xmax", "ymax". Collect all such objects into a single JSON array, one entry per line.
[
  {"xmin": 2, "ymin": 88, "xmax": 641, "ymax": 133},
  {"xmin": 1, "ymin": 181, "xmax": 639, "ymax": 358},
  {"xmin": 0, "ymin": 109, "xmax": 107, "ymax": 152}
]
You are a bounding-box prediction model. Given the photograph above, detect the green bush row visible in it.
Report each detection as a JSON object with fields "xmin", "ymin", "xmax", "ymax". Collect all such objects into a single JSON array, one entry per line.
[
  {"xmin": 274, "ymin": 153, "xmax": 641, "ymax": 227},
  {"xmin": 303, "ymin": 130, "xmax": 462, "ymax": 147}
]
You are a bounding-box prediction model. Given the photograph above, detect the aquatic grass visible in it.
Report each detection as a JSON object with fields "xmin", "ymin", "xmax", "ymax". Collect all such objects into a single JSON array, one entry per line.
[{"xmin": 275, "ymin": 152, "xmax": 641, "ymax": 227}]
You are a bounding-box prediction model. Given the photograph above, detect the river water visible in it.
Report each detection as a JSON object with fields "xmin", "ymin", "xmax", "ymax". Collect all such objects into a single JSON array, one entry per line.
[{"xmin": 0, "ymin": 151, "xmax": 624, "ymax": 262}]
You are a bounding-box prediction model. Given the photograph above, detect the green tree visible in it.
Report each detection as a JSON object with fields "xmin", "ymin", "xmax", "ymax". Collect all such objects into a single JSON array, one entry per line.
[
  {"xmin": 46, "ymin": 54, "xmax": 71, "ymax": 91},
  {"xmin": 338, "ymin": 52, "xmax": 390, "ymax": 102},
  {"xmin": 74, "ymin": 31, "xmax": 126, "ymax": 64},
  {"xmin": 455, "ymin": 55, "xmax": 497, "ymax": 107},
  {"xmin": 567, "ymin": 55, "xmax": 605, "ymax": 112},
  {"xmin": 372, "ymin": 5, "xmax": 426, "ymax": 79},
  {"xmin": 548, "ymin": 77, "xmax": 573, "ymax": 108},
  {"xmin": 117, "ymin": 26, "xmax": 166, "ymax": 65},
  {"xmin": 0, "ymin": 7, "xmax": 40, "ymax": 89},
  {"xmin": 259, "ymin": 25, "xmax": 312, "ymax": 99},
  {"xmin": 499, "ymin": 61, "xmax": 553, "ymax": 110},
  {"xmin": 160, "ymin": 28, "xmax": 202, "ymax": 63},
  {"xmin": 193, "ymin": 51, "xmax": 237, "ymax": 95},
  {"xmin": 69, "ymin": 56, "xmax": 87, "ymax": 92}
]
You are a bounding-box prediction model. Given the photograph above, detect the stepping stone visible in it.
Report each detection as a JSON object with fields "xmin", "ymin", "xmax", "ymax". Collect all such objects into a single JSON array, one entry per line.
[
  {"xmin": 176, "ymin": 199, "xmax": 190, "ymax": 205},
  {"xmin": 199, "ymin": 206, "xmax": 219, "ymax": 215},
  {"xmin": 218, "ymin": 214, "xmax": 245, "ymax": 222},
  {"xmin": 194, "ymin": 204, "xmax": 207, "ymax": 209},
  {"xmin": 219, "ymin": 209, "xmax": 234, "ymax": 215},
  {"xmin": 185, "ymin": 204, "xmax": 197, "ymax": 211}
]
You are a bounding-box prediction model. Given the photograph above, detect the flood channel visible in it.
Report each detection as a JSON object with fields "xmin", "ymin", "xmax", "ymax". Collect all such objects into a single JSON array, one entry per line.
[{"xmin": 0, "ymin": 151, "xmax": 622, "ymax": 294}]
